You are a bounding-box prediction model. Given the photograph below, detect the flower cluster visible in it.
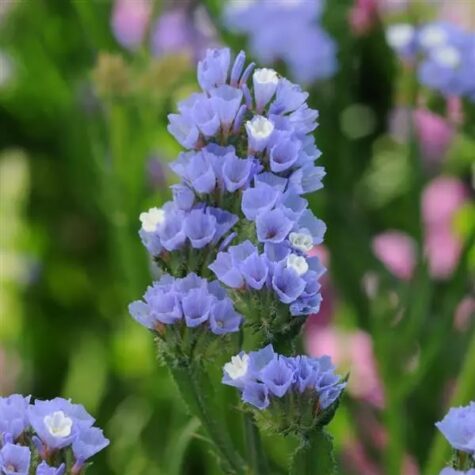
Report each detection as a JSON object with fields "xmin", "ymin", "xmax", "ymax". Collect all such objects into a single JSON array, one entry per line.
[
  {"xmin": 223, "ymin": 1, "xmax": 337, "ymax": 84},
  {"xmin": 387, "ymin": 22, "xmax": 475, "ymax": 101},
  {"xmin": 129, "ymin": 273, "xmax": 242, "ymax": 335},
  {"xmin": 436, "ymin": 402, "xmax": 475, "ymax": 456},
  {"xmin": 0, "ymin": 395, "xmax": 109, "ymax": 475},
  {"xmin": 222, "ymin": 345, "xmax": 345, "ymax": 433}
]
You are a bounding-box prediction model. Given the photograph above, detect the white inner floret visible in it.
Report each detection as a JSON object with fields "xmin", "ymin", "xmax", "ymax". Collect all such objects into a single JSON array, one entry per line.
[
  {"xmin": 432, "ymin": 45, "xmax": 461, "ymax": 69},
  {"xmin": 224, "ymin": 354, "xmax": 250, "ymax": 380},
  {"xmin": 140, "ymin": 207, "xmax": 165, "ymax": 232},
  {"xmin": 419, "ymin": 26, "xmax": 448, "ymax": 49},
  {"xmin": 247, "ymin": 116, "xmax": 274, "ymax": 139},
  {"xmin": 289, "ymin": 231, "xmax": 313, "ymax": 253},
  {"xmin": 44, "ymin": 410, "xmax": 73, "ymax": 438},
  {"xmin": 253, "ymin": 68, "xmax": 279, "ymax": 86},
  {"xmin": 287, "ymin": 254, "xmax": 309, "ymax": 276},
  {"xmin": 386, "ymin": 24, "xmax": 415, "ymax": 50}
]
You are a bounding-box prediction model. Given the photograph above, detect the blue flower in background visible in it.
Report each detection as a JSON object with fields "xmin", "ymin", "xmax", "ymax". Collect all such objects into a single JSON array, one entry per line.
[{"xmin": 223, "ymin": 0, "xmax": 337, "ymax": 84}]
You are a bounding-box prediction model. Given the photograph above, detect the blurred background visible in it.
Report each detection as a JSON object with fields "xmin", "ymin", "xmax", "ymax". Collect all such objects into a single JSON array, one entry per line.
[{"xmin": 0, "ymin": 0, "xmax": 474, "ymax": 474}]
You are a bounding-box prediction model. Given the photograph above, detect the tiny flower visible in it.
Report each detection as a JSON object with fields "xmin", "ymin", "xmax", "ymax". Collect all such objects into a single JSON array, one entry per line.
[
  {"xmin": 223, "ymin": 354, "xmax": 251, "ymax": 388},
  {"xmin": 171, "ymin": 185, "xmax": 195, "ymax": 211},
  {"xmin": 0, "ymin": 443, "xmax": 31, "ymax": 475},
  {"xmin": 222, "ymin": 155, "xmax": 253, "ymax": 192},
  {"xmin": 253, "ymin": 68, "xmax": 279, "ymax": 112},
  {"xmin": 289, "ymin": 230, "xmax": 313, "ymax": 253},
  {"xmin": 269, "ymin": 137, "xmax": 300, "ymax": 173},
  {"xmin": 209, "ymin": 300, "xmax": 242, "ymax": 335},
  {"xmin": 256, "ymin": 208, "xmax": 293, "ymax": 243},
  {"xmin": 209, "ymin": 252, "xmax": 245, "ymax": 288},
  {"xmin": 272, "ymin": 263, "xmax": 306, "ymax": 303},
  {"xmin": 240, "ymin": 252, "xmax": 269, "ymax": 290},
  {"xmin": 0, "ymin": 394, "xmax": 31, "ymax": 441},
  {"xmin": 198, "ymin": 48, "xmax": 231, "ymax": 92},
  {"xmin": 72, "ymin": 426, "xmax": 110, "ymax": 464},
  {"xmin": 139, "ymin": 207, "xmax": 165, "ymax": 233},
  {"xmin": 286, "ymin": 254, "xmax": 309, "ymax": 276},
  {"xmin": 182, "ymin": 288, "xmax": 212, "ymax": 327},
  {"xmin": 183, "ymin": 210, "xmax": 217, "ymax": 248},
  {"xmin": 439, "ymin": 469, "xmax": 475, "ymax": 475},
  {"xmin": 242, "ymin": 383, "xmax": 270, "ymax": 409},
  {"xmin": 210, "ymin": 85, "xmax": 243, "ymax": 128},
  {"xmin": 259, "ymin": 356, "xmax": 294, "ymax": 397},
  {"xmin": 436, "ymin": 402, "xmax": 475, "ymax": 455},
  {"xmin": 36, "ymin": 462, "xmax": 66, "ymax": 475},
  {"xmin": 245, "ymin": 116, "xmax": 275, "ymax": 152},
  {"xmin": 167, "ymin": 113, "xmax": 200, "ymax": 149},
  {"xmin": 28, "ymin": 398, "xmax": 95, "ymax": 450},
  {"xmin": 241, "ymin": 183, "xmax": 280, "ymax": 220}
]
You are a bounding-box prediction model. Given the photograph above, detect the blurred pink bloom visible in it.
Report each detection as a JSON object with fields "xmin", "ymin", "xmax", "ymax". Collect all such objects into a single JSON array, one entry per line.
[
  {"xmin": 372, "ymin": 231, "xmax": 417, "ymax": 281},
  {"xmin": 111, "ymin": 0, "xmax": 151, "ymax": 50},
  {"xmin": 446, "ymin": 96, "xmax": 464, "ymax": 125},
  {"xmin": 438, "ymin": 1, "xmax": 475, "ymax": 30},
  {"xmin": 414, "ymin": 109, "xmax": 454, "ymax": 165},
  {"xmin": 151, "ymin": 7, "xmax": 216, "ymax": 61},
  {"xmin": 425, "ymin": 227, "xmax": 463, "ymax": 280},
  {"xmin": 343, "ymin": 440, "xmax": 381, "ymax": 475},
  {"xmin": 307, "ymin": 327, "xmax": 385, "ymax": 408},
  {"xmin": 421, "ymin": 177, "xmax": 468, "ymax": 228},
  {"xmin": 349, "ymin": 0, "xmax": 379, "ymax": 36},
  {"xmin": 454, "ymin": 296, "xmax": 475, "ymax": 332}
]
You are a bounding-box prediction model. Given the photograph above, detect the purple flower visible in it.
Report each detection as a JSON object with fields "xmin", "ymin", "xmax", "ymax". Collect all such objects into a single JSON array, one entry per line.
[
  {"xmin": 184, "ymin": 152, "xmax": 217, "ymax": 194},
  {"xmin": 436, "ymin": 402, "xmax": 475, "ymax": 455},
  {"xmin": 209, "ymin": 300, "xmax": 242, "ymax": 335},
  {"xmin": 72, "ymin": 426, "xmax": 109, "ymax": 464},
  {"xmin": 191, "ymin": 95, "xmax": 221, "ymax": 137},
  {"xmin": 253, "ymin": 68, "xmax": 279, "ymax": 112},
  {"xmin": 246, "ymin": 116, "xmax": 274, "ymax": 153},
  {"xmin": 36, "ymin": 462, "xmax": 65, "ymax": 475},
  {"xmin": 272, "ymin": 263, "xmax": 306, "ymax": 304},
  {"xmin": 256, "ymin": 208, "xmax": 293, "ymax": 243},
  {"xmin": 182, "ymin": 288, "xmax": 212, "ymax": 327},
  {"xmin": 289, "ymin": 165, "xmax": 326, "ymax": 194},
  {"xmin": 209, "ymin": 252, "xmax": 244, "ymax": 288},
  {"xmin": 0, "ymin": 443, "xmax": 30, "ymax": 475},
  {"xmin": 278, "ymin": 193, "xmax": 307, "ymax": 222},
  {"xmin": 171, "ymin": 185, "xmax": 195, "ymax": 211},
  {"xmin": 254, "ymin": 172, "xmax": 288, "ymax": 193},
  {"xmin": 296, "ymin": 210, "xmax": 326, "ymax": 245},
  {"xmin": 0, "ymin": 395, "xmax": 30, "ymax": 441},
  {"xmin": 167, "ymin": 113, "xmax": 200, "ymax": 149},
  {"xmin": 259, "ymin": 356, "xmax": 295, "ymax": 398},
  {"xmin": 183, "ymin": 210, "xmax": 217, "ymax": 248},
  {"xmin": 269, "ymin": 136, "xmax": 300, "ymax": 173},
  {"xmin": 111, "ymin": 0, "xmax": 151, "ymax": 51},
  {"xmin": 160, "ymin": 215, "xmax": 187, "ymax": 251},
  {"xmin": 223, "ymin": 353, "xmax": 252, "ymax": 389},
  {"xmin": 270, "ymin": 79, "xmax": 308, "ymax": 115},
  {"xmin": 240, "ymin": 252, "xmax": 269, "ymax": 290},
  {"xmin": 198, "ymin": 48, "xmax": 231, "ymax": 92},
  {"xmin": 210, "ymin": 85, "xmax": 243, "ymax": 127},
  {"xmin": 28, "ymin": 398, "xmax": 94, "ymax": 450},
  {"xmin": 206, "ymin": 207, "xmax": 238, "ymax": 241},
  {"xmin": 222, "ymin": 155, "xmax": 253, "ymax": 192},
  {"xmin": 241, "ymin": 183, "xmax": 280, "ymax": 220},
  {"xmin": 439, "ymin": 469, "xmax": 475, "ymax": 475},
  {"xmin": 242, "ymin": 383, "xmax": 270, "ymax": 410}
]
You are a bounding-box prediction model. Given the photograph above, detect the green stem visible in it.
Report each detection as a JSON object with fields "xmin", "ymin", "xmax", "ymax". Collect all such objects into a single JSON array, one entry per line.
[
  {"xmin": 243, "ymin": 412, "xmax": 269, "ymax": 475},
  {"xmin": 290, "ymin": 430, "xmax": 337, "ymax": 475},
  {"xmin": 424, "ymin": 332, "xmax": 475, "ymax": 475},
  {"xmin": 166, "ymin": 357, "xmax": 246, "ymax": 475}
]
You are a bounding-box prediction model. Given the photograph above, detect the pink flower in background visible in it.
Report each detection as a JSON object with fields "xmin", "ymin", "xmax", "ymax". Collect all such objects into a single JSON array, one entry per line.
[
  {"xmin": 307, "ymin": 327, "xmax": 385, "ymax": 408},
  {"xmin": 414, "ymin": 109, "xmax": 454, "ymax": 165},
  {"xmin": 372, "ymin": 231, "xmax": 417, "ymax": 281},
  {"xmin": 111, "ymin": 0, "xmax": 151, "ymax": 50},
  {"xmin": 422, "ymin": 177, "xmax": 468, "ymax": 280},
  {"xmin": 421, "ymin": 177, "xmax": 468, "ymax": 228},
  {"xmin": 349, "ymin": 0, "xmax": 379, "ymax": 36},
  {"xmin": 151, "ymin": 7, "xmax": 216, "ymax": 61},
  {"xmin": 454, "ymin": 296, "xmax": 475, "ymax": 332}
]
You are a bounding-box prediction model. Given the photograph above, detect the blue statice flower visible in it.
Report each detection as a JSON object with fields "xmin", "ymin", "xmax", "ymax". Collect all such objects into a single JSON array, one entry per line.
[
  {"xmin": 222, "ymin": 345, "xmax": 345, "ymax": 418},
  {"xmin": 0, "ymin": 395, "xmax": 107, "ymax": 475},
  {"xmin": 0, "ymin": 443, "xmax": 31, "ymax": 475},
  {"xmin": 129, "ymin": 273, "xmax": 242, "ymax": 335},
  {"xmin": 387, "ymin": 21, "xmax": 475, "ymax": 101},
  {"xmin": 223, "ymin": 1, "xmax": 337, "ymax": 84},
  {"xmin": 436, "ymin": 401, "xmax": 475, "ymax": 455},
  {"xmin": 0, "ymin": 394, "xmax": 30, "ymax": 442}
]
